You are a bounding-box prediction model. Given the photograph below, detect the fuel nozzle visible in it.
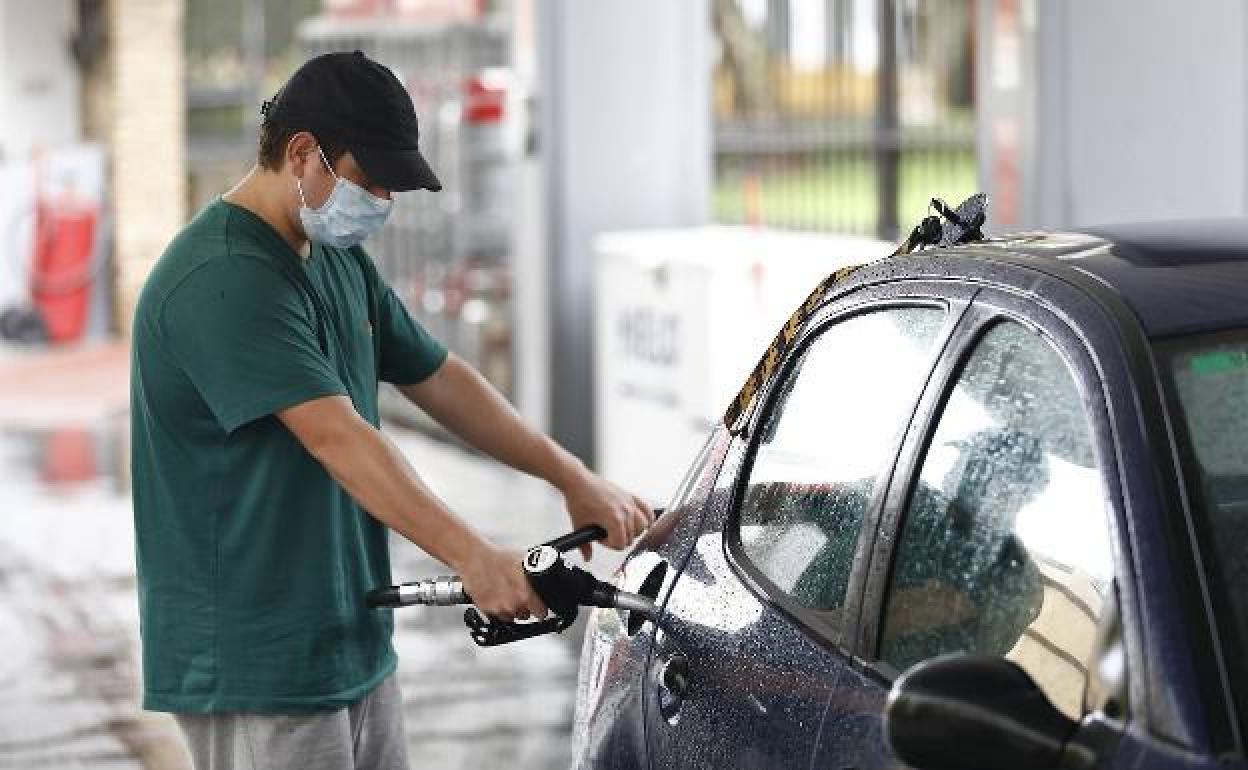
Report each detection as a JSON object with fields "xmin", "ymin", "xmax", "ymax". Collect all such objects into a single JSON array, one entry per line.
[
  {"xmin": 524, "ymin": 544, "xmax": 659, "ymax": 620},
  {"xmin": 462, "ymin": 541, "xmax": 658, "ymax": 647},
  {"xmin": 367, "ymin": 522, "xmax": 662, "ymax": 647}
]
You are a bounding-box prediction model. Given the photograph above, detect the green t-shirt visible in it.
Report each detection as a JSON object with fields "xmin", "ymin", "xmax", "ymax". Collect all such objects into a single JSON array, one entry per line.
[{"xmin": 130, "ymin": 199, "xmax": 448, "ymax": 713}]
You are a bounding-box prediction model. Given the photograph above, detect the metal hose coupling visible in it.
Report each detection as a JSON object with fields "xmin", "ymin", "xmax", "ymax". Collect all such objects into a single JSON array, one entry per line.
[{"xmin": 366, "ymin": 576, "xmax": 468, "ymax": 608}]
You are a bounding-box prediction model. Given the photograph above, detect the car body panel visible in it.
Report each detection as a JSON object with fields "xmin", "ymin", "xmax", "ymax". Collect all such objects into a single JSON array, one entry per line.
[
  {"xmin": 572, "ymin": 226, "xmax": 1248, "ymax": 769},
  {"xmin": 644, "ymin": 282, "xmax": 976, "ymax": 769},
  {"xmin": 572, "ymin": 429, "xmax": 734, "ymax": 770}
]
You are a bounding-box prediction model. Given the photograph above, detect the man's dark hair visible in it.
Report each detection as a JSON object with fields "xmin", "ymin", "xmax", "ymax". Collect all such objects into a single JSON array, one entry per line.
[{"xmin": 257, "ymin": 119, "xmax": 348, "ymax": 172}]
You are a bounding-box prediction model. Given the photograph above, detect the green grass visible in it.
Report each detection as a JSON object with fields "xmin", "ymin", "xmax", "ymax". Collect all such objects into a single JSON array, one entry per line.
[{"xmin": 714, "ymin": 149, "xmax": 979, "ymax": 237}]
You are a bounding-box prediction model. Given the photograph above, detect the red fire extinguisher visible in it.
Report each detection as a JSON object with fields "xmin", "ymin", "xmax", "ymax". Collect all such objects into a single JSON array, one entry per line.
[{"xmin": 30, "ymin": 192, "xmax": 99, "ymax": 344}]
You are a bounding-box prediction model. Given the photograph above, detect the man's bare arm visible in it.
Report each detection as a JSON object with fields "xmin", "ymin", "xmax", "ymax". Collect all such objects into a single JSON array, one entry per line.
[
  {"xmin": 277, "ymin": 394, "xmax": 545, "ymax": 621},
  {"xmin": 398, "ymin": 354, "xmax": 653, "ymax": 553}
]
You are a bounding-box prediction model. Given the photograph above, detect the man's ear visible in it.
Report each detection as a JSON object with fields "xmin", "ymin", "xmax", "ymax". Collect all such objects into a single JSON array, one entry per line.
[{"xmin": 284, "ymin": 131, "xmax": 319, "ymax": 178}]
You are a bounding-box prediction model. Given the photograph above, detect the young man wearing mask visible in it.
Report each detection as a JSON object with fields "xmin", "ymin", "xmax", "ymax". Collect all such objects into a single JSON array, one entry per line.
[{"xmin": 130, "ymin": 51, "xmax": 652, "ymax": 769}]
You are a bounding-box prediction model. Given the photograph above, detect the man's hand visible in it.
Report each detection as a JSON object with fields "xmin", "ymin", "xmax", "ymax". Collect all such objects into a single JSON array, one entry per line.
[
  {"xmin": 456, "ymin": 543, "xmax": 548, "ymax": 623},
  {"xmin": 559, "ymin": 470, "xmax": 655, "ymax": 558}
]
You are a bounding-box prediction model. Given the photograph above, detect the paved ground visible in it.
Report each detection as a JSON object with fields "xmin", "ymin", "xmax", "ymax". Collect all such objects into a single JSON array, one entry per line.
[{"xmin": 0, "ymin": 341, "xmax": 614, "ymax": 769}]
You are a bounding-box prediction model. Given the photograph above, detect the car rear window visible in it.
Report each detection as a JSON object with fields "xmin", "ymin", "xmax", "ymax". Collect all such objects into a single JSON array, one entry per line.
[{"xmin": 1158, "ymin": 329, "xmax": 1248, "ymax": 724}]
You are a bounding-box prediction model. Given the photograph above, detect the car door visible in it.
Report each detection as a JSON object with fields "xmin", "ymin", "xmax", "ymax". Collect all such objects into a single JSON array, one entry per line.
[
  {"xmin": 820, "ymin": 289, "xmax": 1133, "ymax": 769},
  {"xmin": 643, "ymin": 282, "xmax": 974, "ymax": 769}
]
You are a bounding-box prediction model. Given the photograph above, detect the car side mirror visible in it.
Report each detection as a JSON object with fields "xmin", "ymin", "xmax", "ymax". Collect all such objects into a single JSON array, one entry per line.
[{"xmin": 884, "ymin": 654, "xmax": 1079, "ymax": 770}]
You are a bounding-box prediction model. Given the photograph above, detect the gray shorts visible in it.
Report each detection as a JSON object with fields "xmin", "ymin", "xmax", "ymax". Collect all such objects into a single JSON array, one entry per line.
[{"xmin": 173, "ymin": 673, "xmax": 410, "ymax": 770}]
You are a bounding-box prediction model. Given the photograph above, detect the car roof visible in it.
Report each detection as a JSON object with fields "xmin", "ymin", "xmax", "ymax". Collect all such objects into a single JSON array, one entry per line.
[{"xmin": 952, "ymin": 219, "xmax": 1248, "ymax": 339}]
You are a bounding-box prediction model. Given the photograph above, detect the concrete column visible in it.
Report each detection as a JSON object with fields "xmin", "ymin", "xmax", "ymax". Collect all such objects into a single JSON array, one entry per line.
[
  {"xmin": 538, "ymin": 0, "xmax": 712, "ymax": 465},
  {"xmin": 509, "ymin": 0, "xmax": 551, "ymax": 433},
  {"xmin": 110, "ymin": 0, "xmax": 186, "ymax": 335}
]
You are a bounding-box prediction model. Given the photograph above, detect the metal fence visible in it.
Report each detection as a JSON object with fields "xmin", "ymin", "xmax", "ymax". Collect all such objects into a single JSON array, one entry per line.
[
  {"xmin": 298, "ymin": 16, "xmax": 516, "ymax": 399},
  {"xmin": 185, "ymin": 0, "xmax": 323, "ymax": 212},
  {"xmin": 711, "ymin": 0, "xmax": 978, "ymax": 239},
  {"xmin": 184, "ymin": 2, "xmax": 518, "ymax": 404}
]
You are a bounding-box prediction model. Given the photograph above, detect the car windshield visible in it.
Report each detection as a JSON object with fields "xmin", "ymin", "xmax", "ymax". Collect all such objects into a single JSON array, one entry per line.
[{"xmin": 1158, "ymin": 329, "xmax": 1248, "ymax": 721}]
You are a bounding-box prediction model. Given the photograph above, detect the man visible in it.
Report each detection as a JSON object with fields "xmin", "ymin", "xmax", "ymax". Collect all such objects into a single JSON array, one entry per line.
[{"xmin": 130, "ymin": 51, "xmax": 652, "ymax": 769}]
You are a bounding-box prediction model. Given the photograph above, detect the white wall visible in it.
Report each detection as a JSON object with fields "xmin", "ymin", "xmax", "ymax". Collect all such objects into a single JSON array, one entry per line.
[
  {"xmin": 979, "ymin": 0, "xmax": 1248, "ymax": 229},
  {"xmin": 0, "ymin": 0, "xmax": 81, "ymax": 163}
]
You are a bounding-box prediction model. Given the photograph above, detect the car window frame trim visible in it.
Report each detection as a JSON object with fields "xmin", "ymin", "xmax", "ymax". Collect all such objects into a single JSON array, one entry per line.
[
  {"xmin": 1151, "ymin": 329, "xmax": 1248, "ymax": 752},
  {"xmin": 855, "ymin": 285, "xmax": 1146, "ymax": 736},
  {"xmin": 720, "ymin": 280, "xmax": 977, "ymax": 656},
  {"xmin": 982, "ymin": 252, "xmax": 1242, "ymax": 755}
]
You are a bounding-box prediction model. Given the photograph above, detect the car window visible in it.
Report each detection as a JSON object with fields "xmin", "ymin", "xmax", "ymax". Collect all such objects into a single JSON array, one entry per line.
[
  {"xmin": 736, "ymin": 307, "xmax": 947, "ymax": 631},
  {"xmin": 878, "ymin": 320, "xmax": 1113, "ymax": 719},
  {"xmin": 1157, "ymin": 329, "xmax": 1248, "ymax": 736}
]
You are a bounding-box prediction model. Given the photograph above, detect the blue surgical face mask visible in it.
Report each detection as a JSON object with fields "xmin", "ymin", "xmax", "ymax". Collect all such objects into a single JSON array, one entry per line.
[{"xmin": 297, "ymin": 147, "xmax": 392, "ymax": 249}]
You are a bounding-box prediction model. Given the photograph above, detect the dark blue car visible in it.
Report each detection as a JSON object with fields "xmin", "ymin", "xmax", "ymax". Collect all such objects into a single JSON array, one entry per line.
[{"xmin": 571, "ymin": 221, "xmax": 1248, "ymax": 770}]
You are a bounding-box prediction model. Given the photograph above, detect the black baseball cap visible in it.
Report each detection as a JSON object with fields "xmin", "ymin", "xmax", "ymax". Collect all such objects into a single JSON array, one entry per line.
[{"xmin": 262, "ymin": 51, "xmax": 442, "ymax": 192}]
